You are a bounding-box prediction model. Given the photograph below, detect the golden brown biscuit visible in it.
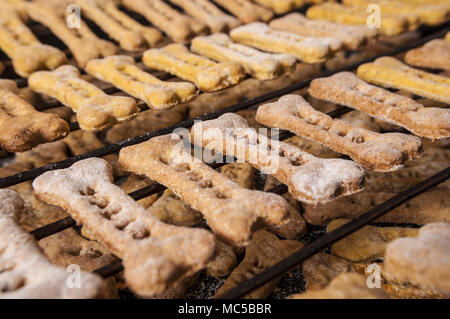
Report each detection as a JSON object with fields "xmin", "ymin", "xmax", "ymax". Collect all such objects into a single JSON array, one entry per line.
[
  {"xmin": 0, "ymin": 5, "xmax": 67, "ymax": 77},
  {"xmin": 385, "ymin": 223, "xmax": 450, "ymax": 296},
  {"xmin": 33, "ymin": 158, "xmax": 216, "ymax": 297},
  {"xmin": 405, "ymin": 39, "xmax": 450, "ymax": 71},
  {"xmin": 28, "ymin": 65, "xmax": 139, "ymax": 132},
  {"xmin": 119, "ymin": 134, "xmax": 290, "ymax": 247},
  {"xmin": 309, "ymin": 72, "xmax": 450, "ymax": 140},
  {"xmin": 76, "ymin": 0, "xmax": 163, "ymax": 51},
  {"xmin": 215, "ymin": 230, "xmax": 303, "ymax": 298},
  {"xmin": 0, "ymin": 80, "xmax": 69, "ymax": 153},
  {"xmin": 120, "ymin": 173, "xmax": 159, "ymax": 208},
  {"xmin": 191, "ymin": 33, "xmax": 296, "ymax": 80},
  {"xmin": 230, "ymin": 22, "xmax": 341, "ymax": 64},
  {"xmin": 328, "ymin": 219, "xmax": 419, "ymax": 263},
  {"xmin": 256, "ymin": 94, "xmax": 423, "ymax": 171},
  {"xmin": 357, "ymin": 57, "xmax": 450, "ymax": 104},
  {"xmin": 205, "ymin": 239, "xmax": 237, "ymax": 278},
  {"xmin": 214, "ymin": 0, "xmax": 273, "ymax": 23},
  {"xmin": 86, "ymin": 56, "xmax": 198, "ymax": 109},
  {"xmin": 252, "ymin": 0, "xmax": 304, "ymax": 14},
  {"xmin": 168, "ymin": 0, "xmax": 240, "ymax": 33},
  {"xmin": 15, "ymin": 141, "xmax": 69, "ymax": 169},
  {"xmin": 143, "ymin": 44, "xmax": 245, "ymax": 92}
]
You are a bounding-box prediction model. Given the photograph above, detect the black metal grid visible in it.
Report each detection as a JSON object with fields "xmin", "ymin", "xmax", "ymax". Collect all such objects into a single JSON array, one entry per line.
[{"xmin": 0, "ymin": 9, "xmax": 449, "ymax": 299}]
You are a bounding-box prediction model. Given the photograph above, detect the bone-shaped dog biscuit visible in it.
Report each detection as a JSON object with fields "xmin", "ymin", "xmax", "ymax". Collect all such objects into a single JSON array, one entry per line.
[
  {"xmin": 306, "ymin": 2, "xmax": 414, "ymax": 36},
  {"xmin": 0, "ymin": 6, "xmax": 67, "ymax": 77},
  {"xmin": 230, "ymin": 22, "xmax": 341, "ymax": 63},
  {"xmin": 0, "ymin": 189, "xmax": 108, "ymax": 299},
  {"xmin": 357, "ymin": 57, "xmax": 450, "ymax": 104},
  {"xmin": 118, "ymin": 134, "xmax": 290, "ymax": 247},
  {"xmin": 169, "ymin": 0, "xmax": 240, "ymax": 33},
  {"xmin": 122, "ymin": 0, "xmax": 206, "ymax": 42},
  {"xmin": 405, "ymin": 39, "xmax": 450, "ymax": 72},
  {"xmin": 28, "ymin": 65, "xmax": 139, "ymax": 132},
  {"xmin": 76, "ymin": 0, "xmax": 162, "ymax": 51},
  {"xmin": 213, "ymin": 0, "xmax": 273, "ymax": 24},
  {"xmin": 309, "ymin": 72, "xmax": 450, "ymax": 140},
  {"xmin": 25, "ymin": 0, "xmax": 119, "ymax": 68},
  {"xmin": 256, "ymin": 94, "xmax": 423, "ymax": 172},
  {"xmin": 385, "ymin": 223, "xmax": 450, "ymax": 296},
  {"xmin": 143, "ymin": 44, "xmax": 245, "ymax": 92},
  {"xmin": 269, "ymin": 13, "xmax": 378, "ymax": 50},
  {"xmin": 252, "ymin": 0, "xmax": 304, "ymax": 14},
  {"xmin": 32, "ymin": 158, "xmax": 215, "ymax": 296},
  {"xmin": 191, "ymin": 34, "xmax": 296, "ymax": 80},
  {"xmin": 86, "ymin": 56, "xmax": 198, "ymax": 109},
  {"xmin": 0, "ymin": 80, "xmax": 69, "ymax": 153},
  {"xmin": 191, "ymin": 113, "xmax": 365, "ymax": 204}
]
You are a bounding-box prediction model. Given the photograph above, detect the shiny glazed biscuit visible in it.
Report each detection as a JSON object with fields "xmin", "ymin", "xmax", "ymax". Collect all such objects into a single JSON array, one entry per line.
[
  {"xmin": 256, "ymin": 94, "xmax": 423, "ymax": 171},
  {"xmin": 405, "ymin": 39, "xmax": 450, "ymax": 71},
  {"xmin": 269, "ymin": 13, "xmax": 378, "ymax": 50},
  {"xmin": 0, "ymin": 80, "xmax": 69, "ymax": 153},
  {"xmin": 0, "ymin": 6, "xmax": 67, "ymax": 77},
  {"xmin": 86, "ymin": 56, "xmax": 198, "ymax": 109},
  {"xmin": 0, "ymin": 189, "xmax": 108, "ymax": 298},
  {"xmin": 32, "ymin": 158, "xmax": 215, "ymax": 297},
  {"xmin": 230, "ymin": 22, "xmax": 341, "ymax": 64},
  {"xmin": 191, "ymin": 33, "xmax": 296, "ymax": 80},
  {"xmin": 25, "ymin": 0, "xmax": 119, "ymax": 68},
  {"xmin": 143, "ymin": 44, "xmax": 245, "ymax": 92},
  {"xmin": 122, "ymin": 0, "xmax": 207, "ymax": 43},
  {"xmin": 169, "ymin": 0, "xmax": 240, "ymax": 33},
  {"xmin": 76, "ymin": 0, "xmax": 163, "ymax": 51},
  {"xmin": 191, "ymin": 113, "xmax": 365, "ymax": 204},
  {"xmin": 306, "ymin": 2, "xmax": 413, "ymax": 36},
  {"xmin": 118, "ymin": 134, "xmax": 290, "ymax": 247},
  {"xmin": 214, "ymin": 0, "xmax": 273, "ymax": 23},
  {"xmin": 215, "ymin": 230, "xmax": 303, "ymax": 298},
  {"xmin": 304, "ymin": 187, "xmax": 450, "ymax": 226},
  {"xmin": 385, "ymin": 223, "xmax": 450, "ymax": 296},
  {"xmin": 328, "ymin": 219, "xmax": 419, "ymax": 263},
  {"xmin": 309, "ymin": 72, "xmax": 450, "ymax": 140},
  {"xmin": 252, "ymin": 0, "xmax": 304, "ymax": 14},
  {"xmin": 357, "ymin": 57, "xmax": 450, "ymax": 104},
  {"xmin": 28, "ymin": 65, "xmax": 139, "ymax": 132}
]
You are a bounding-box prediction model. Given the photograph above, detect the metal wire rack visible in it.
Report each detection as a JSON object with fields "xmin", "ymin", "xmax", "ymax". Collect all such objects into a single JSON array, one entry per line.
[{"xmin": 0, "ymin": 6, "xmax": 449, "ymax": 299}]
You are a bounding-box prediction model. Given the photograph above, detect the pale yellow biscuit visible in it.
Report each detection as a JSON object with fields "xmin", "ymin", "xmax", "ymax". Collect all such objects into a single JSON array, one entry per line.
[
  {"xmin": 252, "ymin": 0, "xmax": 304, "ymax": 14},
  {"xmin": 214, "ymin": 0, "xmax": 273, "ymax": 23}
]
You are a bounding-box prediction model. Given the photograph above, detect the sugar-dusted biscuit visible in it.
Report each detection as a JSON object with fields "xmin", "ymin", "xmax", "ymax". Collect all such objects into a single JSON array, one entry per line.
[
  {"xmin": 76, "ymin": 0, "xmax": 162, "ymax": 51},
  {"xmin": 256, "ymin": 94, "xmax": 423, "ymax": 171},
  {"xmin": 328, "ymin": 219, "xmax": 419, "ymax": 263},
  {"xmin": 0, "ymin": 189, "xmax": 108, "ymax": 298},
  {"xmin": 357, "ymin": 57, "xmax": 450, "ymax": 104},
  {"xmin": 230, "ymin": 22, "xmax": 341, "ymax": 64},
  {"xmin": 122, "ymin": 0, "xmax": 207, "ymax": 43},
  {"xmin": 33, "ymin": 158, "xmax": 215, "ymax": 296},
  {"xmin": 405, "ymin": 39, "xmax": 450, "ymax": 71},
  {"xmin": 86, "ymin": 56, "xmax": 198, "ymax": 109},
  {"xmin": 169, "ymin": 0, "xmax": 240, "ymax": 33},
  {"xmin": 143, "ymin": 44, "xmax": 245, "ymax": 92},
  {"xmin": 192, "ymin": 113, "xmax": 365, "ymax": 204},
  {"xmin": 289, "ymin": 273, "xmax": 389, "ymax": 299},
  {"xmin": 252, "ymin": 0, "xmax": 304, "ymax": 14},
  {"xmin": 28, "ymin": 65, "xmax": 139, "ymax": 132},
  {"xmin": 343, "ymin": 0, "xmax": 449, "ymax": 26},
  {"xmin": 309, "ymin": 72, "xmax": 450, "ymax": 140},
  {"xmin": 0, "ymin": 80, "xmax": 69, "ymax": 153},
  {"xmin": 213, "ymin": 0, "xmax": 273, "ymax": 23},
  {"xmin": 191, "ymin": 33, "xmax": 296, "ymax": 80},
  {"xmin": 270, "ymin": 13, "xmax": 377, "ymax": 50},
  {"xmin": 385, "ymin": 223, "xmax": 450, "ymax": 296},
  {"xmin": 304, "ymin": 186, "xmax": 450, "ymax": 226},
  {"xmin": 119, "ymin": 134, "xmax": 290, "ymax": 247},
  {"xmin": 25, "ymin": 0, "xmax": 119, "ymax": 68},
  {"xmin": 215, "ymin": 230, "xmax": 303, "ymax": 298},
  {"xmin": 306, "ymin": 2, "xmax": 414, "ymax": 36},
  {"xmin": 0, "ymin": 5, "xmax": 67, "ymax": 77}
]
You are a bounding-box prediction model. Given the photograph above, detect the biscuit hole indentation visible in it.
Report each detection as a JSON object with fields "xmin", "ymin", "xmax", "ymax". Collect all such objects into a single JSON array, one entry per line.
[
  {"xmin": 79, "ymin": 187, "xmax": 95, "ymax": 196},
  {"xmin": 214, "ymin": 190, "xmax": 229, "ymax": 199}
]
